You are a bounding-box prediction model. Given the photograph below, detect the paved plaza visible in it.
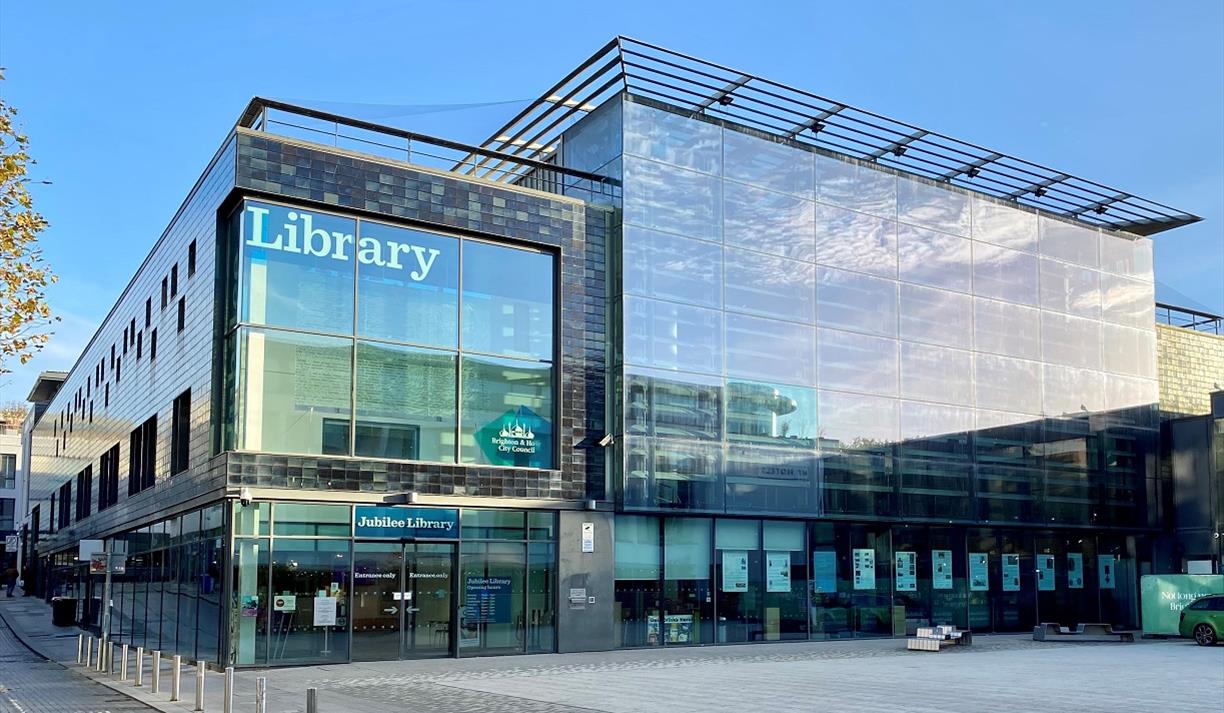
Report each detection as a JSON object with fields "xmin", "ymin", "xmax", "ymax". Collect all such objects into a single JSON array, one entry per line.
[{"xmin": 2, "ymin": 594, "xmax": 1221, "ymax": 713}]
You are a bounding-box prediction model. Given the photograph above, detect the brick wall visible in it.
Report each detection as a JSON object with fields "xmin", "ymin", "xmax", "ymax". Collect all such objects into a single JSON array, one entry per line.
[{"xmin": 1157, "ymin": 323, "xmax": 1224, "ymax": 417}]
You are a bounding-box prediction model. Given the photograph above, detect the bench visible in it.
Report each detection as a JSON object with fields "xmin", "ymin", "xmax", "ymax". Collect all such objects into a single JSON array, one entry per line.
[
  {"xmin": 1033, "ymin": 622, "xmax": 1135, "ymax": 642},
  {"xmin": 907, "ymin": 625, "xmax": 973, "ymax": 652}
]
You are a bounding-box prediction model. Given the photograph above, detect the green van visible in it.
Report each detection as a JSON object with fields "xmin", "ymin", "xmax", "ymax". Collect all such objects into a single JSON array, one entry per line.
[{"xmin": 1178, "ymin": 594, "xmax": 1224, "ymax": 646}]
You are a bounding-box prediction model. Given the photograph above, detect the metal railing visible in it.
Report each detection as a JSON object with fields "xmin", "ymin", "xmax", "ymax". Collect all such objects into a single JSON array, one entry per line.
[
  {"xmin": 1157, "ymin": 302, "xmax": 1223, "ymax": 335},
  {"xmin": 236, "ymin": 97, "xmax": 618, "ymax": 203}
]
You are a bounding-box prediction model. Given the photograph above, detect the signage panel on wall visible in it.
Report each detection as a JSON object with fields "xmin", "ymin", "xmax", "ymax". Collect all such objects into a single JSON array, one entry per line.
[
  {"xmin": 477, "ymin": 406, "xmax": 551, "ymax": 468},
  {"xmin": 353, "ymin": 506, "xmax": 459, "ymax": 539},
  {"xmin": 722, "ymin": 550, "xmax": 749, "ymax": 592},
  {"xmin": 1067, "ymin": 553, "xmax": 1084, "ymax": 589},
  {"xmin": 1139, "ymin": 574, "xmax": 1224, "ymax": 635},
  {"xmin": 1037, "ymin": 555, "xmax": 1056, "ymax": 591},
  {"xmin": 812, "ymin": 551, "xmax": 837, "ymax": 594},
  {"xmin": 895, "ymin": 551, "xmax": 917, "ymax": 592},
  {"xmin": 1002, "ymin": 554, "xmax": 1021, "ymax": 591},
  {"xmin": 932, "ymin": 550, "xmax": 953, "ymax": 590},
  {"xmin": 581, "ymin": 522, "xmax": 595, "ymax": 553},
  {"xmin": 852, "ymin": 549, "xmax": 876, "ymax": 591},
  {"xmin": 969, "ymin": 553, "xmax": 989, "ymax": 592},
  {"xmin": 766, "ymin": 552, "xmax": 791, "ymax": 593},
  {"xmin": 1099, "ymin": 555, "xmax": 1116, "ymax": 589}
]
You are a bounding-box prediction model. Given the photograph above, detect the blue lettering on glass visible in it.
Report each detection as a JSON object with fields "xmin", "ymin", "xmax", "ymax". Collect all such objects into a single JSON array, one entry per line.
[
  {"xmin": 353, "ymin": 506, "xmax": 459, "ymax": 539},
  {"xmin": 245, "ymin": 204, "xmax": 441, "ymax": 281}
]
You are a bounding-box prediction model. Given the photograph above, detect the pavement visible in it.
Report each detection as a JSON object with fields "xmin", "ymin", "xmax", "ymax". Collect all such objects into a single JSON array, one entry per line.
[{"xmin": 2, "ymin": 591, "xmax": 1222, "ymax": 712}]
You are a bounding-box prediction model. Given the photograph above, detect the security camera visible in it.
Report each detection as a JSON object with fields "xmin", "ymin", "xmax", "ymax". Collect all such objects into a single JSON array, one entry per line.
[
  {"xmin": 597, "ymin": 433, "xmax": 615, "ymax": 447},
  {"xmin": 239, "ymin": 487, "xmax": 253, "ymax": 506}
]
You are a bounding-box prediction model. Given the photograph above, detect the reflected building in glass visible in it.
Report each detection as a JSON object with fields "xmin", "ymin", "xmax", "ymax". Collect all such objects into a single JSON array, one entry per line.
[{"xmin": 17, "ymin": 39, "xmax": 1201, "ymax": 663}]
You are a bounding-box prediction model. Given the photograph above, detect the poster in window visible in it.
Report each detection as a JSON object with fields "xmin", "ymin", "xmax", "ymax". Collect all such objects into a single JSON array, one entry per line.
[
  {"xmin": 812, "ymin": 550, "xmax": 837, "ymax": 594},
  {"xmin": 932, "ymin": 549, "xmax": 953, "ymax": 590},
  {"xmin": 1067, "ymin": 553, "xmax": 1084, "ymax": 589},
  {"xmin": 766, "ymin": 552, "xmax": 791, "ymax": 593},
  {"xmin": 664, "ymin": 614, "xmax": 692, "ymax": 643},
  {"xmin": 1037, "ymin": 555, "xmax": 1056, "ymax": 591},
  {"xmin": 1099, "ymin": 555, "xmax": 1115, "ymax": 589},
  {"xmin": 895, "ymin": 551, "xmax": 917, "ymax": 591},
  {"xmin": 312, "ymin": 596, "xmax": 338, "ymax": 626},
  {"xmin": 1002, "ymin": 554, "xmax": 1021, "ymax": 591},
  {"xmin": 721, "ymin": 550, "xmax": 749, "ymax": 593},
  {"xmin": 852, "ymin": 548, "xmax": 875, "ymax": 590},
  {"xmin": 969, "ymin": 553, "xmax": 989, "ymax": 591}
]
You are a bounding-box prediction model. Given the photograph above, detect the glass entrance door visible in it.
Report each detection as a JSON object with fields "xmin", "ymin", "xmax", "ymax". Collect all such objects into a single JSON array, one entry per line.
[
  {"xmin": 351, "ymin": 542, "xmax": 455, "ymax": 661},
  {"xmin": 403, "ymin": 543, "xmax": 453, "ymax": 658}
]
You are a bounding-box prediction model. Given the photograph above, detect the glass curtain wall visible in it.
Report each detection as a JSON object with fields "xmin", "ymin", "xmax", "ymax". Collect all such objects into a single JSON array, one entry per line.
[
  {"xmin": 575, "ymin": 95, "xmax": 1159, "ymax": 530},
  {"xmin": 226, "ymin": 200, "xmax": 556, "ymax": 470},
  {"xmin": 100, "ymin": 503, "xmax": 225, "ymax": 663},
  {"xmin": 228, "ymin": 502, "xmax": 557, "ymax": 666},
  {"xmin": 614, "ymin": 514, "xmax": 1142, "ymax": 647}
]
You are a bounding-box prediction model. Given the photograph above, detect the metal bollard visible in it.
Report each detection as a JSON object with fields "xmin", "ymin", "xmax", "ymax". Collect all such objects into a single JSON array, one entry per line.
[
  {"xmin": 306, "ymin": 687, "xmax": 318, "ymax": 713},
  {"xmin": 77, "ymin": 634, "xmax": 84, "ymax": 664},
  {"xmin": 151, "ymin": 650, "xmax": 161, "ymax": 694},
  {"xmin": 95, "ymin": 637, "xmax": 105, "ymax": 671},
  {"xmin": 108, "ymin": 641, "xmax": 116, "ymax": 675},
  {"xmin": 255, "ymin": 676, "xmax": 267, "ymax": 713},
  {"xmin": 120, "ymin": 644, "xmax": 129, "ymax": 681},
  {"xmin": 84, "ymin": 637, "xmax": 93, "ymax": 668},
  {"xmin": 171, "ymin": 654, "xmax": 181, "ymax": 701},
  {"xmin": 134, "ymin": 647, "xmax": 144, "ymax": 686},
  {"xmin": 194, "ymin": 660, "xmax": 205, "ymax": 711},
  {"xmin": 222, "ymin": 665, "xmax": 234, "ymax": 713}
]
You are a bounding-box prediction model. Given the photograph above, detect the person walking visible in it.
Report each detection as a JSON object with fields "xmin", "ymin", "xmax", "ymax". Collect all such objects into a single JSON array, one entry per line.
[{"xmin": 4, "ymin": 563, "xmax": 17, "ymax": 597}]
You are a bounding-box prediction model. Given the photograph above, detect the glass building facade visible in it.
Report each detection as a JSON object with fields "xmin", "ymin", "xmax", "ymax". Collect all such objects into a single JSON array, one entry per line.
[
  {"xmin": 25, "ymin": 41, "xmax": 1190, "ymax": 665},
  {"xmin": 560, "ymin": 95, "xmax": 1160, "ymax": 641}
]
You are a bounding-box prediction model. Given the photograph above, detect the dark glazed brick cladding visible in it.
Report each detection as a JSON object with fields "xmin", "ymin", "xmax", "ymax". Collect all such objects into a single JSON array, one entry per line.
[{"xmin": 235, "ymin": 131, "xmax": 608, "ymax": 501}]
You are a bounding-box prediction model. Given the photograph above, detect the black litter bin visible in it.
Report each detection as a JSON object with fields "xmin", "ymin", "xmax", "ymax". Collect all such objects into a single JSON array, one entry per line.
[{"xmin": 51, "ymin": 597, "xmax": 77, "ymax": 627}]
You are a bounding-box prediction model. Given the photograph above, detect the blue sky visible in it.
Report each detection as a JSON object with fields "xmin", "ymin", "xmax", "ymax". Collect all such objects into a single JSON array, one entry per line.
[{"xmin": 0, "ymin": 1, "xmax": 1220, "ymax": 402}]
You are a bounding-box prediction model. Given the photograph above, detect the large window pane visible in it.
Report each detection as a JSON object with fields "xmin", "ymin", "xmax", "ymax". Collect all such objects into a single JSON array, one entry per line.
[
  {"xmin": 815, "ymin": 154, "xmax": 896, "ymax": 218},
  {"xmin": 356, "ymin": 222, "xmax": 458, "ymax": 347},
  {"xmin": 624, "ymin": 296, "xmax": 723, "ymax": 375},
  {"xmin": 724, "ymin": 184, "xmax": 815, "ymax": 261},
  {"xmin": 974, "ymin": 354, "xmax": 1042, "ymax": 414},
  {"xmin": 723, "ymin": 129, "xmax": 814, "ymax": 197},
  {"xmin": 238, "ymin": 201, "xmax": 354, "ymax": 332},
  {"xmin": 973, "ymin": 199, "xmax": 1037, "ymax": 253},
  {"xmin": 897, "ymin": 224, "xmax": 972, "ymax": 292},
  {"xmin": 624, "ymin": 156, "xmax": 721, "ymax": 241},
  {"xmin": 268, "ymin": 539, "xmax": 349, "ymax": 664},
  {"xmin": 817, "ymin": 389, "xmax": 899, "ymax": 448},
  {"xmin": 625, "ymin": 369, "xmax": 723, "ymax": 441},
  {"xmin": 726, "ymin": 379, "xmax": 818, "ymax": 449},
  {"xmin": 814, "ymin": 203, "xmax": 897, "ymax": 277},
  {"xmin": 623, "ymin": 227, "xmax": 722, "ymax": 308},
  {"xmin": 624, "ymin": 101, "xmax": 722, "ymax": 174},
  {"xmin": 1040, "ymin": 217, "xmax": 1099, "ymax": 268},
  {"xmin": 900, "ymin": 342, "xmax": 973, "ymax": 405},
  {"xmin": 1102, "ymin": 324, "xmax": 1156, "ymax": 378},
  {"xmin": 973, "ymin": 298, "xmax": 1041, "ymax": 360},
  {"xmin": 816, "ymin": 267, "xmax": 898, "ymax": 338},
  {"xmin": 355, "ymin": 342, "xmax": 456, "ymax": 461},
  {"xmin": 272, "ymin": 503, "xmax": 352, "ymax": 537},
  {"xmin": 625, "ymin": 437, "xmax": 724, "ymax": 512},
  {"xmin": 726, "ymin": 313, "xmax": 816, "ymax": 385},
  {"xmin": 240, "ymin": 201, "xmax": 356, "ymax": 333},
  {"xmin": 723, "ymin": 248, "xmax": 815, "ymax": 322},
  {"xmin": 1101, "ymin": 273, "xmax": 1154, "ymax": 329},
  {"xmin": 725, "ymin": 446, "xmax": 817, "ymax": 515},
  {"xmin": 462, "ymin": 242, "xmax": 553, "ymax": 360},
  {"xmin": 817, "ymin": 328, "xmax": 898, "ymax": 396},
  {"xmin": 1100, "ymin": 234, "xmax": 1153, "ymax": 280},
  {"xmin": 1043, "ymin": 365, "xmax": 1106, "ymax": 416},
  {"xmin": 899, "ymin": 284, "xmax": 972, "ymax": 349},
  {"xmin": 1041, "ymin": 311, "xmax": 1102, "ymax": 370},
  {"xmin": 973, "ymin": 243, "xmax": 1038, "ymax": 305},
  {"xmin": 460, "ymin": 355, "xmax": 553, "ymax": 469},
  {"xmin": 235, "ymin": 329, "xmax": 352, "ymax": 455},
  {"xmin": 1039, "ymin": 258, "xmax": 1101, "ymax": 318},
  {"xmin": 897, "ymin": 178, "xmax": 970, "ymax": 237}
]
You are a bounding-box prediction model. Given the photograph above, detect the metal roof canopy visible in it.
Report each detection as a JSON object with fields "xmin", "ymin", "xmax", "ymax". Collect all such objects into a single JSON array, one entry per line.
[{"xmin": 466, "ymin": 36, "xmax": 1200, "ymax": 236}]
